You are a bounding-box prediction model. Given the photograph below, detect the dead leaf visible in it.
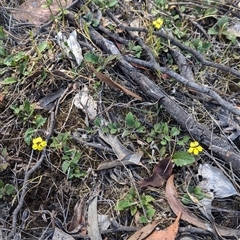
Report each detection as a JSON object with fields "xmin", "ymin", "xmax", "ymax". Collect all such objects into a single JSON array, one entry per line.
[
  {"xmin": 146, "ymin": 212, "xmax": 181, "ymax": 240},
  {"xmin": 73, "ymin": 86, "xmax": 97, "ymax": 120},
  {"xmin": 138, "ymin": 158, "xmax": 172, "ymax": 187},
  {"xmin": 165, "ymin": 175, "xmax": 240, "ymax": 238},
  {"xmin": 97, "ymin": 151, "xmax": 143, "ymax": 170},
  {"xmin": 97, "ymin": 130, "xmax": 143, "ymax": 170},
  {"xmin": 127, "ymin": 220, "xmax": 162, "ymax": 240},
  {"xmin": 88, "ymin": 185, "xmax": 102, "ymax": 240},
  {"xmin": 130, "ymin": 62, "xmax": 148, "ymax": 70},
  {"xmin": 67, "ymin": 198, "xmax": 85, "ymax": 233},
  {"xmin": 91, "ymin": 66, "xmax": 142, "ymax": 100},
  {"xmin": 12, "ymin": 0, "xmax": 72, "ymax": 26},
  {"xmin": 35, "ymin": 88, "xmax": 65, "ymax": 110}
]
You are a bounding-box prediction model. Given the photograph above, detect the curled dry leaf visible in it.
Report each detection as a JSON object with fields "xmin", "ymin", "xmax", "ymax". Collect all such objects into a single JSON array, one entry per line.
[
  {"xmin": 35, "ymin": 88, "xmax": 65, "ymax": 110},
  {"xmin": 138, "ymin": 158, "xmax": 172, "ymax": 187},
  {"xmin": 127, "ymin": 220, "xmax": 162, "ymax": 240},
  {"xmin": 166, "ymin": 175, "xmax": 240, "ymax": 238},
  {"xmin": 146, "ymin": 212, "xmax": 181, "ymax": 240},
  {"xmin": 97, "ymin": 130, "xmax": 143, "ymax": 170},
  {"xmin": 67, "ymin": 198, "xmax": 85, "ymax": 233}
]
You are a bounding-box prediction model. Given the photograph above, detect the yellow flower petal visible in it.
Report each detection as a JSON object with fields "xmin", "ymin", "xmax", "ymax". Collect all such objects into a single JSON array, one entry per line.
[
  {"xmin": 32, "ymin": 144, "xmax": 38, "ymax": 150},
  {"xmin": 190, "ymin": 141, "xmax": 198, "ymax": 147},
  {"xmin": 33, "ymin": 137, "xmax": 43, "ymax": 144},
  {"xmin": 188, "ymin": 147, "xmax": 194, "ymax": 153},
  {"xmin": 41, "ymin": 141, "xmax": 47, "ymax": 148},
  {"xmin": 193, "ymin": 148, "xmax": 199, "ymax": 155},
  {"xmin": 32, "ymin": 137, "xmax": 47, "ymax": 151},
  {"xmin": 197, "ymin": 146, "xmax": 203, "ymax": 152}
]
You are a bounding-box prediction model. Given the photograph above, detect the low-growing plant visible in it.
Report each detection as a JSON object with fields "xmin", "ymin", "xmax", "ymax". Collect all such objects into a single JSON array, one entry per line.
[
  {"xmin": 50, "ymin": 132, "xmax": 71, "ymax": 151},
  {"xmin": 0, "ymin": 180, "xmax": 15, "ymax": 199},
  {"xmin": 50, "ymin": 133, "xmax": 86, "ymax": 179},
  {"xmin": 116, "ymin": 188, "xmax": 156, "ymax": 223},
  {"xmin": 61, "ymin": 146, "xmax": 86, "ymax": 179},
  {"xmin": 11, "ymin": 100, "xmax": 34, "ymax": 124},
  {"xmin": 128, "ymin": 43, "xmax": 142, "ymax": 58},
  {"xmin": 208, "ymin": 16, "xmax": 237, "ymax": 44},
  {"xmin": 182, "ymin": 186, "xmax": 208, "ymax": 205}
]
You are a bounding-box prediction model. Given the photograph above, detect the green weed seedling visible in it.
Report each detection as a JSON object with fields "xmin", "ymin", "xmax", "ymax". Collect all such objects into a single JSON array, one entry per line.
[
  {"xmin": 84, "ymin": 52, "xmax": 119, "ymax": 71},
  {"xmin": 190, "ymin": 38, "xmax": 212, "ymax": 53},
  {"xmin": 208, "ymin": 16, "xmax": 237, "ymax": 44},
  {"xmin": 128, "ymin": 43, "xmax": 142, "ymax": 58},
  {"xmin": 50, "ymin": 132, "xmax": 71, "ymax": 151},
  {"xmin": 11, "ymin": 100, "xmax": 34, "ymax": 124},
  {"xmin": 116, "ymin": 188, "xmax": 156, "ymax": 223},
  {"xmin": 145, "ymin": 122, "xmax": 180, "ymax": 145},
  {"xmin": 123, "ymin": 112, "xmax": 146, "ymax": 137},
  {"xmin": 11, "ymin": 100, "xmax": 47, "ymax": 146},
  {"xmin": 0, "ymin": 180, "xmax": 15, "ymax": 200},
  {"xmin": 61, "ymin": 146, "xmax": 86, "ymax": 179},
  {"xmin": 182, "ymin": 186, "xmax": 208, "ymax": 205}
]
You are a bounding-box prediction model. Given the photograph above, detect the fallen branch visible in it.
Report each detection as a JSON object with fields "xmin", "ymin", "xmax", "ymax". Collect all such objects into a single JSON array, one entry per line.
[{"xmin": 88, "ymin": 25, "xmax": 240, "ymax": 174}]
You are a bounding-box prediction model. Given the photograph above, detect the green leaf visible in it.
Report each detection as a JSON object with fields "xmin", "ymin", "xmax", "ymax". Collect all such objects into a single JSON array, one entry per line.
[
  {"xmin": 19, "ymin": 61, "xmax": 28, "ymax": 75},
  {"xmin": 204, "ymin": 8, "xmax": 217, "ymax": 17},
  {"xmin": 130, "ymin": 205, "xmax": 137, "ymax": 216},
  {"xmin": 146, "ymin": 137, "xmax": 153, "ymax": 143},
  {"xmin": 217, "ymin": 16, "xmax": 229, "ymax": 29},
  {"xmin": 62, "ymin": 161, "xmax": 70, "ymax": 173},
  {"xmin": 2, "ymin": 77, "xmax": 18, "ymax": 85},
  {"xmin": 24, "ymin": 128, "xmax": 35, "ymax": 146},
  {"xmin": 146, "ymin": 207, "xmax": 155, "ymax": 219},
  {"xmin": 139, "ymin": 216, "xmax": 148, "ymax": 224},
  {"xmin": 136, "ymin": 125, "xmax": 145, "ymax": 133},
  {"xmin": 125, "ymin": 112, "xmax": 135, "ymax": 127},
  {"xmin": 34, "ymin": 115, "xmax": 47, "ymax": 128},
  {"xmin": 94, "ymin": 117, "xmax": 101, "ymax": 127},
  {"xmin": 0, "ymin": 45, "xmax": 6, "ymax": 57},
  {"xmin": 172, "ymin": 151, "xmax": 195, "ymax": 166},
  {"xmin": 110, "ymin": 128, "xmax": 118, "ymax": 134},
  {"xmin": 144, "ymin": 195, "xmax": 155, "ymax": 204},
  {"xmin": 5, "ymin": 184, "xmax": 15, "ymax": 195},
  {"xmin": 194, "ymin": 186, "xmax": 207, "ymax": 200},
  {"xmin": 115, "ymin": 199, "xmax": 135, "ymax": 211},
  {"xmin": 182, "ymin": 193, "xmax": 192, "ymax": 205},
  {"xmin": 208, "ymin": 28, "xmax": 218, "ymax": 35},
  {"xmin": 177, "ymin": 136, "xmax": 190, "ymax": 146},
  {"xmin": 160, "ymin": 139, "xmax": 167, "ymax": 145},
  {"xmin": 162, "ymin": 123, "xmax": 169, "ymax": 135},
  {"xmin": 38, "ymin": 41, "xmax": 49, "ymax": 53},
  {"xmin": 84, "ymin": 52, "xmax": 100, "ymax": 64},
  {"xmin": 170, "ymin": 127, "xmax": 180, "ymax": 136}
]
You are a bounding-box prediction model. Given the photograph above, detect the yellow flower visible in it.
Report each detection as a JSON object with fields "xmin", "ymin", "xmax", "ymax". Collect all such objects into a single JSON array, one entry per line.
[
  {"xmin": 32, "ymin": 137, "xmax": 47, "ymax": 151},
  {"xmin": 153, "ymin": 18, "xmax": 164, "ymax": 29},
  {"xmin": 188, "ymin": 141, "xmax": 203, "ymax": 155}
]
